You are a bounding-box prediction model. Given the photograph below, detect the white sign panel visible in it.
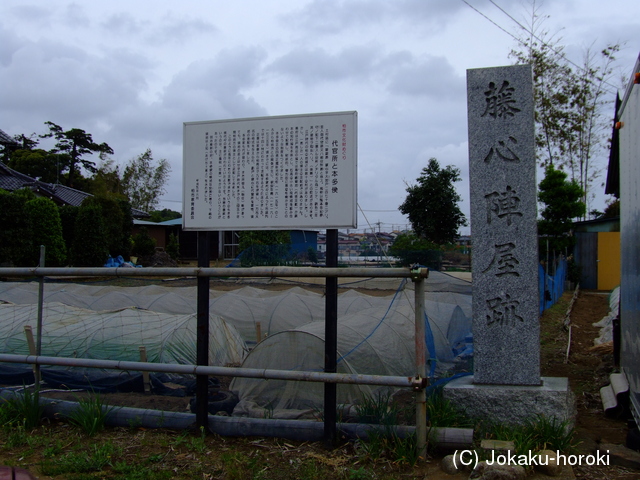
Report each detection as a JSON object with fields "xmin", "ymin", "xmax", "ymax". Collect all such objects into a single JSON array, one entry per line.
[{"xmin": 182, "ymin": 111, "xmax": 357, "ymax": 231}]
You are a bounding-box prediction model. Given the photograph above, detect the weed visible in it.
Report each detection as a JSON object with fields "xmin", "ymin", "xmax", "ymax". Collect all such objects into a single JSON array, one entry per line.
[
  {"xmin": 220, "ymin": 451, "xmax": 249, "ymax": 480},
  {"xmin": 127, "ymin": 415, "xmax": 144, "ymax": 429},
  {"xmin": 189, "ymin": 426, "xmax": 209, "ymax": 453},
  {"xmin": 66, "ymin": 393, "xmax": 115, "ymax": 436},
  {"xmin": 524, "ymin": 415, "xmax": 576, "ymax": 453},
  {"xmin": 4, "ymin": 425, "xmax": 30, "ymax": 448},
  {"xmin": 354, "ymin": 391, "xmax": 398, "ymax": 425},
  {"xmin": 426, "ymin": 387, "xmax": 472, "ymax": 428},
  {"xmin": 0, "ymin": 388, "xmax": 44, "ymax": 429},
  {"xmin": 358, "ymin": 429, "xmax": 420, "ymax": 466},
  {"xmin": 112, "ymin": 460, "xmax": 173, "ymax": 479},
  {"xmin": 347, "ymin": 466, "xmax": 374, "ymax": 479},
  {"xmin": 170, "ymin": 430, "xmax": 190, "ymax": 448},
  {"xmin": 477, "ymin": 414, "xmax": 577, "ymax": 457},
  {"xmin": 43, "ymin": 439, "xmax": 65, "ymax": 458},
  {"xmin": 40, "ymin": 441, "xmax": 119, "ymax": 476}
]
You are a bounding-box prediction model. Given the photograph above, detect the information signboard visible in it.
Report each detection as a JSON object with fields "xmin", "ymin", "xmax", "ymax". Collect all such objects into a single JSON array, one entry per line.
[{"xmin": 183, "ymin": 111, "xmax": 357, "ymax": 230}]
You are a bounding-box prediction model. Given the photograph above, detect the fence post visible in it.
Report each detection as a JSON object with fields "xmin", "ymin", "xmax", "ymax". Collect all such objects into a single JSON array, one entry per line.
[
  {"xmin": 412, "ymin": 268, "xmax": 428, "ymax": 460},
  {"xmin": 36, "ymin": 245, "xmax": 45, "ymax": 388}
]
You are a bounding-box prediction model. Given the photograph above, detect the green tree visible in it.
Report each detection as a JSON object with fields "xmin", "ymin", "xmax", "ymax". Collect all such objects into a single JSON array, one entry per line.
[
  {"xmin": 72, "ymin": 201, "xmax": 109, "ymax": 266},
  {"xmin": 509, "ymin": 2, "xmax": 620, "ymax": 213},
  {"xmin": 7, "ymin": 149, "xmax": 66, "ymax": 184},
  {"xmin": 237, "ymin": 231, "xmax": 291, "ymax": 266},
  {"xmin": 121, "ymin": 149, "xmax": 171, "ymax": 213},
  {"xmin": 87, "ymin": 156, "xmax": 125, "ymax": 198},
  {"xmin": 398, "ymin": 158, "xmax": 467, "ymax": 246},
  {"xmin": 24, "ymin": 197, "xmax": 67, "ymax": 266},
  {"xmin": 389, "ymin": 232, "xmax": 443, "ymax": 269},
  {"xmin": 538, "ymin": 165, "xmax": 586, "ymax": 255},
  {"xmin": 41, "ymin": 121, "xmax": 114, "ymax": 188},
  {"xmin": 149, "ymin": 208, "xmax": 182, "ymax": 223},
  {"xmin": 83, "ymin": 196, "xmax": 132, "ymax": 258}
]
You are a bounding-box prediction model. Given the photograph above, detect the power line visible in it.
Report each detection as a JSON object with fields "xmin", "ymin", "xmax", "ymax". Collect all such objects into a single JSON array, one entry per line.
[{"xmin": 463, "ymin": 0, "xmax": 620, "ymax": 94}]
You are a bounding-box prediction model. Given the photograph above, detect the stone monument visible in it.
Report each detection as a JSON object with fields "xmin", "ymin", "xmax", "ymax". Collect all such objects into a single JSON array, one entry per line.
[
  {"xmin": 444, "ymin": 64, "xmax": 574, "ymax": 424},
  {"xmin": 467, "ymin": 64, "xmax": 540, "ymax": 385}
]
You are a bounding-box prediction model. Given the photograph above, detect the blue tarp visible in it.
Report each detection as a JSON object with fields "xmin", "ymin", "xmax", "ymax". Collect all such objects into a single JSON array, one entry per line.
[
  {"xmin": 539, "ymin": 258, "xmax": 567, "ymax": 314},
  {"xmin": 104, "ymin": 255, "xmax": 141, "ymax": 268}
]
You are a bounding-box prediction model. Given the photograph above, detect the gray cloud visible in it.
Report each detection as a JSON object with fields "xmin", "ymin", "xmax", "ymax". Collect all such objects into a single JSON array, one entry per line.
[
  {"xmin": 266, "ymin": 44, "xmax": 382, "ymax": 84},
  {"xmin": 282, "ymin": 0, "xmax": 490, "ymax": 35},
  {"xmin": 386, "ymin": 54, "xmax": 465, "ymax": 99}
]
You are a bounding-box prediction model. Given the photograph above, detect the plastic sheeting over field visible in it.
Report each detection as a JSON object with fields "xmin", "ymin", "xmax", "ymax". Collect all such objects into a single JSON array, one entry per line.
[
  {"xmin": 0, "ymin": 272, "xmax": 471, "ymax": 346},
  {"xmin": 0, "ymin": 302, "xmax": 247, "ymax": 366},
  {"xmin": 0, "ymin": 272, "xmax": 473, "ymax": 414},
  {"xmin": 230, "ymin": 286, "xmax": 473, "ymax": 418}
]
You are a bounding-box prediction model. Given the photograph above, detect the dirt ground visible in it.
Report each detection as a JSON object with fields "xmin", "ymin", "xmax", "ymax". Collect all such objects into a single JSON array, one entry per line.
[
  {"xmin": 5, "ymin": 280, "xmax": 639, "ymax": 478},
  {"xmin": 538, "ymin": 290, "xmax": 637, "ymax": 479}
]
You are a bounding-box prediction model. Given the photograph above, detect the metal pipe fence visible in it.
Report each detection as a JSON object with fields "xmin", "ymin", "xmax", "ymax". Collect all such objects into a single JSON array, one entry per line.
[{"xmin": 0, "ymin": 266, "xmax": 429, "ymax": 455}]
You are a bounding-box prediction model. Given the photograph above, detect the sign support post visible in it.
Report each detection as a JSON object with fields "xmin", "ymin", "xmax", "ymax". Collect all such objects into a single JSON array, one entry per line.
[
  {"xmin": 196, "ymin": 231, "xmax": 211, "ymax": 431},
  {"xmin": 324, "ymin": 229, "xmax": 338, "ymax": 446}
]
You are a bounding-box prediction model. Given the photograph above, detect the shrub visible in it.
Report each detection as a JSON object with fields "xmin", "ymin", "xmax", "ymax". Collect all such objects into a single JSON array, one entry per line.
[
  {"xmin": 132, "ymin": 227, "xmax": 156, "ymax": 258},
  {"xmin": 73, "ymin": 201, "xmax": 109, "ymax": 266},
  {"xmin": 166, "ymin": 232, "xmax": 180, "ymax": 260},
  {"xmin": 0, "ymin": 189, "xmax": 31, "ymax": 266},
  {"xmin": 24, "ymin": 197, "xmax": 67, "ymax": 266}
]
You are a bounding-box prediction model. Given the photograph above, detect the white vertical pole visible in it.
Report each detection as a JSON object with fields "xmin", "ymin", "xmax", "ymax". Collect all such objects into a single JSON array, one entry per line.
[{"xmin": 36, "ymin": 245, "xmax": 45, "ymax": 387}]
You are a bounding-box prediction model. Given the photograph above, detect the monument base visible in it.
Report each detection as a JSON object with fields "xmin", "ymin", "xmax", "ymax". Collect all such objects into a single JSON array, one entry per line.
[{"xmin": 443, "ymin": 376, "xmax": 575, "ymax": 426}]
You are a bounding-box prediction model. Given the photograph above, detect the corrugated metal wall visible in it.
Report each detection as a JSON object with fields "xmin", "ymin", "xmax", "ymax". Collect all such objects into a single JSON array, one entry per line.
[
  {"xmin": 618, "ymin": 56, "xmax": 640, "ymax": 427},
  {"xmin": 574, "ymin": 232, "xmax": 598, "ymax": 289}
]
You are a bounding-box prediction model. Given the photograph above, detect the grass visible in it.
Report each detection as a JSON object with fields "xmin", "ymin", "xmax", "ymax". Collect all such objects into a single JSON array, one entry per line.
[
  {"xmin": 476, "ymin": 414, "xmax": 577, "ymax": 457},
  {"xmin": 66, "ymin": 392, "xmax": 115, "ymax": 436},
  {"xmin": 353, "ymin": 392, "xmax": 422, "ymax": 466},
  {"xmin": 0, "ymin": 384, "xmax": 578, "ymax": 477},
  {"xmin": 0, "ymin": 387, "xmax": 44, "ymax": 430},
  {"xmin": 354, "ymin": 392, "xmax": 398, "ymax": 425},
  {"xmin": 40, "ymin": 441, "xmax": 119, "ymax": 476},
  {"xmin": 426, "ymin": 387, "xmax": 473, "ymax": 428}
]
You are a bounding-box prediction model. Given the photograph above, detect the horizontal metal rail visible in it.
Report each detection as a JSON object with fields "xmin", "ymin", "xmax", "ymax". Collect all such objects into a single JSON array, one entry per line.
[
  {"xmin": 0, "ymin": 353, "xmax": 419, "ymax": 389},
  {"xmin": 0, "ymin": 266, "xmax": 427, "ymax": 279}
]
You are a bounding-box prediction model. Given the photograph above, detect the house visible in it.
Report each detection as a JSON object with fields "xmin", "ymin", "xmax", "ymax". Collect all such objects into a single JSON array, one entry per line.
[
  {"xmin": 573, "ymin": 216, "xmax": 621, "ymax": 290},
  {"xmin": 0, "ymin": 161, "xmax": 147, "ymax": 217},
  {"xmin": 134, "ymin": 218, "xmax": 318, "ymax": 263}
]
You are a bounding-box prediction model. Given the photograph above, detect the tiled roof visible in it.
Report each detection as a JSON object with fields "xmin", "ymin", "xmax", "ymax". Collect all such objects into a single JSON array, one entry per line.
[
  {"xmin": 0, "ymin": 161, "xmax": 149, "ymax": 217},
  {"xmin": 0, "ymin": 129, "xmax": 18, "ymax": 146},
  {"xmin": 47, "ymin": 184, "xmax": 91, "ymax": 207},
  {"xmin": 0, "ymin": 162, "xmax": 36, "ymax": 191}
]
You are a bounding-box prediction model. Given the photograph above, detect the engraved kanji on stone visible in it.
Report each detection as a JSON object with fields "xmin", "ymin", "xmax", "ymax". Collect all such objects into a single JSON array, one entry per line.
[
  {"xmin": 484, "ymin": 136, "xmax": 520, "ymax": 163},
  {"xmin": 485, "ymin": 186, "xmax": 522, "ymax": 226},
  {"xmin": 482, "ymin": 242, "xmax": 520, "ymax": 277},
  {"xmin": 486, "ymin": 294, "xmax": 524, "ymax": 326},
  {"xmin": 481, "ymin": 80, "xmax": 521, "ymax": 118}
]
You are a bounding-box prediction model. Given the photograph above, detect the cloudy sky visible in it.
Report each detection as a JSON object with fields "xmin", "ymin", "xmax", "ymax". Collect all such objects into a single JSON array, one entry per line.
[{"xmin": 2, "ymin": 0, "xmax": 638, "ymax": 234}]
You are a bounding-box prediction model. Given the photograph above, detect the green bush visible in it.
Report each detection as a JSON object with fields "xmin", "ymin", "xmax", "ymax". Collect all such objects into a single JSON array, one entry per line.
[
  {"xmin": 132, "ymin": 227, "xmax": 156, "ymax": 258},
  {"xmin": 166, "ymin": 232, "xmax": 180, "ymax": 260},
  {"xmin": 24, "ymin": 197, "xmax": 67, "ymax": 266},
  {"xmin": 73, "ymin": 201, "xmax": 109, "ymax": 266},
  {"xmin": 0, "ymin": 189, "xmax": 31, "ymax": 266},
  {"xmin": 58, "ymin": 205, "xmax": 78, "ymax": 261},
  {"xmin": 389, "ymin": 232, "xmax": 443, "ymax": 270}
]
